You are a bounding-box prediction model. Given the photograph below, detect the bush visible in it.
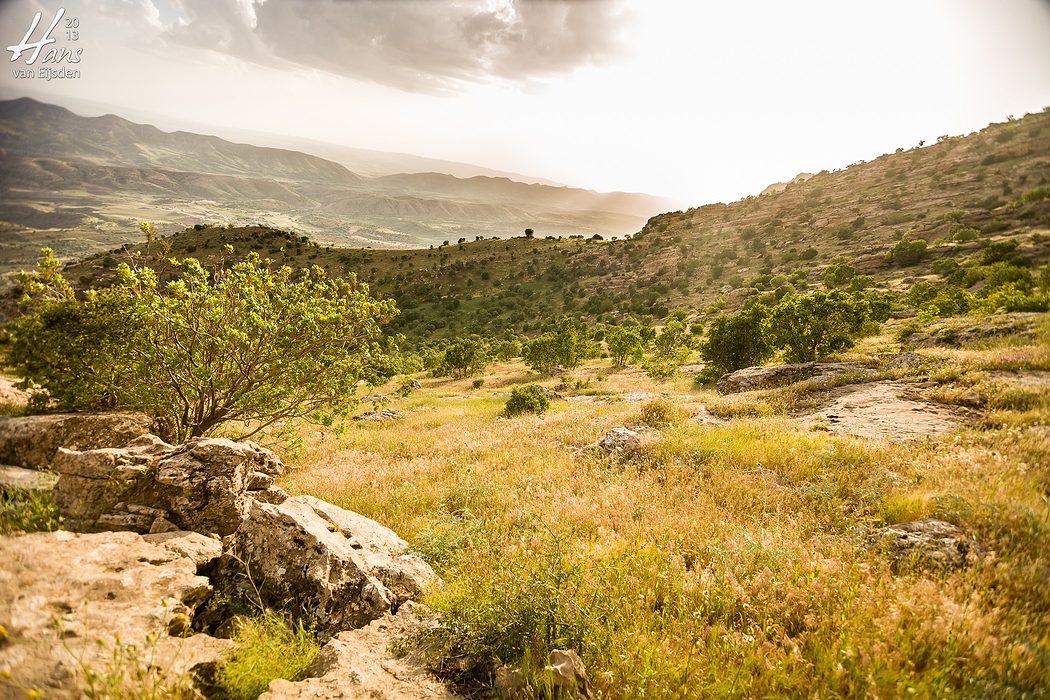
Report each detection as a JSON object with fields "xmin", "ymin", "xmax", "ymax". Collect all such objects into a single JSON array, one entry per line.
[
  {"xmin": 918, "ymin": 286, "xmax": 971, "ymax": 321},
  {"xmin": 504, "ymin": 385, "xmax": 551, "ymax": 416},
  {"xmin": 981, "ymin": 262, "xmax": 1033, "ymax": 293},
  {"xmin": 1020, "ymin": 185, "xmax": 1048, "ymax": 203},
  {"xmin": 886, "ymin": 237, "xmax": 928, "ymax": 266},
  {"xmin": 763, "ymin": 291, "xmax": 868, "ymax": 362},
  {"xmin": 471, "ymin": 378, "xmax": 485, "ymax": 390},
  {"xmin": 822, "ymin": 257, "xmax": 856, "ymax": 288},
  {"xmin": 948, "ymin": 224, "xmax": 981, "ymax": 242},
  {"xmin": 700, "ymin": 306, "xmax": 773, "ymax": 376},
  {"xmin": 636, "ymin": 398, "xmax": 688, "ymax": 428},
  {"xmin": 8, "ymin": 249, "xmax": 397, "ymax": 442},
  {"xmin": 973, "ymin": 283, "xmax": 1048, "ymax": 313}
]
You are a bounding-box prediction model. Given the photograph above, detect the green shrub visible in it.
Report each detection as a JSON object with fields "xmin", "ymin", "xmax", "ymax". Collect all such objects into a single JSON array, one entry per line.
[
  {"xmin": 822, "ymin": 257, "xmax": 856, "ymax": 288},
  {"xmin": 948, "ymin": 224, "xmax": 980, "ymax": 242},
  {"xmin": 886, "ymin": 237, "xmax": 928, "ymax": 266},
  {"xmin": 700, "ymin": 306, "xmax": 773, "ymax": 376},
  {"xmin": 918, "ymin": 286, "xmax": 971, "ymax": 321},
  {"xmin": 211, "ymin": 612, "xmax": 319, "ymax": 700},
  {"xmin": 522, "ymin": 318, "xmax": 595, "ymax": 373},
  {"xmin": 471, "ymin": 378, "xmax": 485, "ymax": 390},
  {"xmin": 504, "ymin": 385, "xmax": 550, "ymax": 416},
  {"xmin": 1020, "ymin": 185, "xmax": 1048, "ymax": 203},
  {"xmin": 764, "ymin": 291, "xmax": 869, "ymax": 362},
  {"xmin": 0, "ymin": 487, "xmax": 61, "ymax": 535}
]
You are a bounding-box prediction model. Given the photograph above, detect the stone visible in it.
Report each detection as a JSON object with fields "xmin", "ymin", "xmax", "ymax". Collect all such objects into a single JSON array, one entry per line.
[
  {"xmin": 869, "ymin": 519, "xmax": 972, "ymax": 569},
  {"xmin": 219, "ymin": 495, "xmax": 437, "ymax": 638},
  {"xmin": 0, "ymin": 530, "xmax": 233, "ymax": 698},
  {"xmin": 0, "ymin": 412, "xmax": 153, "ymax": 470},
  {"xmin": 545, "ymin": 649, "xmax": 591, "ymax": 698},
  {"xmin": 0, "ymin": 465, "xmax": 57, "ymax": 493},
  {"xmin": 353, "ymin": 408, "xmax": 401, "ymax": 422},
  {"xmin": 52, "ymin": 434, "xmax": 285, "ymax": 536},
  {"xmin": 408, "ymin": 379, "xmax": 423, "ymax": 389},
  {"xmin": 596, "ymin": 427, "xmax": 642, "ymax": 454},
  {"xmin": 260, "ymin": 603, "xmax": 456, "ymax": 699},
  {"xmin": 142, "ymin": 531, "xmax": 223, "ymax": 569},
  {"xmin": 716, "ymin": 362, "xmax": 874, "ymax": 394}
]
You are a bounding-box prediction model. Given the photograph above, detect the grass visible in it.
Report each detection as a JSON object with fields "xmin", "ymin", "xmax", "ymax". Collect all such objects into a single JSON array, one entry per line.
[
  {"xmin": 0, "ymin": 486, "xmax": 60, "ymax": 535},
  {"xmin": 209, "ymin": 612, "xmax": 319, "ymax": 700},
  {"xmin": 277, "ymin": 321, "xmax": 1050, "ymax": 698}
]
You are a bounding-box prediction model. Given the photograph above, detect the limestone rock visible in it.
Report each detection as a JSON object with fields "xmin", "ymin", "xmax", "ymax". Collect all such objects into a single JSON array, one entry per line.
[
  {"xmin": 0, "ymin": 530, "xmax": 233, "ymax": 698},
  {"xmin": 52, "ymin": 434, "xmax": 285, "ymax": 536},
  {"xmin": 260, "ymin": 603, "xmax": 455, "ymax": 699},
  {"xmin": 142, "ymin": 531, "xmax": 223, "ymax": 569},
  {"xmin": 0, "ymin": 465, "xmax": 57, "ymax": 493},
  {"xmin": 220, "ymin": 495, "xmax": 437, "ymax": 638},
  {"xmin": 596, "ymin": 427, "xmax": 642, "ymax": 454},
  {"xmin": 716, "ymin": 362, "xmax": 873, "ymax": 394},
  {"xmin": 546, "ymin": 649, "xmax": 591, "ymax": 698},
  {"xmin": 0, "ymin": 412, "xmax": 152, "ymax": 470},
  {"xmin": 870, "ymin": 519, "xmax": 972, "ymax": 569},
  {"xmin": 354, "ymin": 408, "xmax": 401, "ymax": 422}
]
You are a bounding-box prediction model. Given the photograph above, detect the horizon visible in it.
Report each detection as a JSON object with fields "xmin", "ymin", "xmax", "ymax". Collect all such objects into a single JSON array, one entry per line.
[{"xmin": 2, "ymin": 1, "xmax": 1050, "ymax": 206}]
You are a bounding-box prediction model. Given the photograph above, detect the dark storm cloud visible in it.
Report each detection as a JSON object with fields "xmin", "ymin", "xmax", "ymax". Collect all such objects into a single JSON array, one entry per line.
[{"xmin": 164, "ymin": 0, "xmax": 630, "ymax": 93}]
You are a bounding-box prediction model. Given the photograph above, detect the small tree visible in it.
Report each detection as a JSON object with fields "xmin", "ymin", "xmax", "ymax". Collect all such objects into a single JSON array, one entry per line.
[
  {"xmin": 523, "ymin": 318, "xmax": 594, "ymax": 373},
  {"xmin": 524, "ymin": 228, "xmax": 535, "ymax": 239},
  {"xmin": 822, "ymin": 256, "xmax": 856, "ymax": 288},
  {"xmin": 440, "ymin": 337, "xmax": 491, "ymax": 378},
  {"xmin": 504, "ymin": 384, "xmax": 550, "ymax": 416},
  {"xmin": 606, "ymin": 325, "xmax": 646, "ymax": 367},
  {"xmin": 700, "ymin": 306, "xmax": 773, "ymax": 375},
  {"xmin": 9, "ymin": 250, "xmax": 397, "ymax": 442},
  {"xmin": 763, "ymin": 291, "xmax": 869, "ymax": 362}
]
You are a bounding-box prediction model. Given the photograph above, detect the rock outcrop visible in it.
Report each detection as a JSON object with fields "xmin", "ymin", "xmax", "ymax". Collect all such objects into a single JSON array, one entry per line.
[
  {"xmin": 0, "ymin": 465, "xmax": 57, "ymax": 493},
  {"xmin": 52, "ymin": 434, "xmax": 286, "ymax": 535},
  {"xmin": 716, "ymin": 362, "xmax": 875, "ymax": 394},
  {"xmin": 596, "ymin": 427, "xmax": 642, "ymax": 454},
  {"xmin": 0, "ymin": 412, "xmax": 152, "ymax": 469},
  {"xmin": 0, "ymin": 530, "xmax": 233, "ymax": 698},
  {"xmin": 219, "ymin": 495, "xmax": 436, "ymax": 638},
  {"xmin": 869, "ymin": 519, "xmax": 972, "ymax": 569},
  {"xmin": 261, "ymin": 603, "xmax": 453, "ymax": 699}
]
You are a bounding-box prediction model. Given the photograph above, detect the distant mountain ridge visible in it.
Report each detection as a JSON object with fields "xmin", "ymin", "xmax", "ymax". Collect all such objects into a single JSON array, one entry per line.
[{"xmin": 0, "ymin": 98, "xmax": 670, "ymax": 262}]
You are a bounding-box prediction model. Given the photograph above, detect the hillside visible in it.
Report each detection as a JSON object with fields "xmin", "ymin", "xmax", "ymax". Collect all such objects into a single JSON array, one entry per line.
[
  {"xmin": 0, "ymin": 98, "xmax": 668, "ymax": 272},
  {"xmin": 59, "ymin": 108, "xmax": 1050, "ymax": 340}
]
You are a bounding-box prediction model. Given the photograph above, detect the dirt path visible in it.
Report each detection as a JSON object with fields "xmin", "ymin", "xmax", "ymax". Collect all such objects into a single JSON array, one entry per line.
[{"xmin": 801, "ymin": 380, "xmax": 964, "ymax": 442}]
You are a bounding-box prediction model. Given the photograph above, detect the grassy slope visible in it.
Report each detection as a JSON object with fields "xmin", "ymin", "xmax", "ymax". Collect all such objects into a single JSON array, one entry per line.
[
  {"xmin": 278, "ymin": 315, "xmax": 1050, "ymax": 697},
  {"xmin": 55, "ymin": 108, "xmax": 1050, "ymax": 339}
]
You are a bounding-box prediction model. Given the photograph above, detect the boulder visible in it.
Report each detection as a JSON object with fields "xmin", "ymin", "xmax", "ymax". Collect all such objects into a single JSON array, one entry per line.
[
  {"xmin": 52, "ymin": 434, "xmax": 285, "ymax": 536},
  {"xmin": 0, "ymin": 530, "xmax": 233, "ymax": 698},
  {"xmin": 869, "ymin": 519, "xmax": 972, "ymax": 569},
  {"xmin": 494, "ymin": 649, "xmax": 591, "ymax": 699},
  {"xmin": 596, "ymin": 427, "xmax": 642, "ymax": 454},
  {"xmin": 0, "ymin": 465, "xmax": 57, "ymax": 493},
  {"xmin": 354, "ymin": 408, "xmax": 401, "ymax": 422},
  {"xmin": 142, "ymin": 530, "xmax": 223, "ymax": 569},
  {"xmin": 219, "ymin": 495, "xmax": 436, "ymax": 638},
  {"xmin": 0, "ymin": 412, "xmax": 152, "ymax": 470},
  {"xmin": 716, "ymin": 362, "xmax": 873, "ymax": 394},
  {"xmin": 260, "ymin": 603, "xmax": 455, "ymax": 699}
]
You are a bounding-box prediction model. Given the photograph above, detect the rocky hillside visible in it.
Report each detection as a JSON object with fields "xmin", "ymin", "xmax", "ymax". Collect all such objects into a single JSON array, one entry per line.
[{"xmin": 54, "ymin": 108, "xmax": 1050, "ymax": 340}]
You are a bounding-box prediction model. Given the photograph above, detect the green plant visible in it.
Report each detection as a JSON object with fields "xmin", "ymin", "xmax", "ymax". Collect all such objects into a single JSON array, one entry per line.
[
  {"xmin": 700, "ymin": 305, "xmax": 773, "ymax": 376},
  {"xmin": 522, "ymin": 318, "xmax": 595, "ymax": 373},
  {"xmin": 0, "ymin": 486, "xmax": 60, "ymax": 535},
  {"xmin": 948, "ymin": 224, "xmax": 980, "ymax": 242},
  {"xmin": 471, "ymin": 378, "xmax": 485, "ymax": 390},
  {"xmin": 636, "ymin": 398, "xmax": 688, "ymax": 428},
  {"xmin": 504, "ymin": 384, "xmax": 550, "ymax": 416},
  {"xmin": 764, "ymin": 290, "xmax": 869, "ymax": 362},
  {"xmin": 441, "ymin": 337, "xmax": 491, "ymax": 378},
  {"xmin": 9, "ymin": 248, "xmax": 397, "ymax": 442},
  {"xmin": 606, "ymin": 325, "xmax": 646, "ymax": 367},
  {"xmin": 211, "ymin": 612, "xmax": 319, "ymax": 700},
  {"xmin": 886, "ymin": 237, "xmax": 928, "ymax": 266}
]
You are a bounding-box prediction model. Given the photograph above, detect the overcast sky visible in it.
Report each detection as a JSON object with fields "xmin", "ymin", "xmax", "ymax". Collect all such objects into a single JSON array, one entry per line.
[{"xmin": 2, "ymin": 0, "xmax": 1049, "ymax": 204}]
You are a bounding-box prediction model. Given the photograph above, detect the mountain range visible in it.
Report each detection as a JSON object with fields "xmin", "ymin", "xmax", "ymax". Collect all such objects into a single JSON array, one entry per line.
[{"xmin": 0, "ymin": 97, "xmax": 670, "ymax": 269}]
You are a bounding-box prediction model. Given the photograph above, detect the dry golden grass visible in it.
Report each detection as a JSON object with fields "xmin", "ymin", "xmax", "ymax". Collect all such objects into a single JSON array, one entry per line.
[{"xmin": 278, "ymin": 320, "xmax": 1050, "ymax": 698}]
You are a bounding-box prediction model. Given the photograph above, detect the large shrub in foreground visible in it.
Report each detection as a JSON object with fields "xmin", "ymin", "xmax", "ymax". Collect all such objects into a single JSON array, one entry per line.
[
  {"xmin": 504, "ymin": 384, "xmax": 550, "ymax": 417},
  {"xmin": 8, "ymin": 250, "xmax": 397, "ymax": 442}
]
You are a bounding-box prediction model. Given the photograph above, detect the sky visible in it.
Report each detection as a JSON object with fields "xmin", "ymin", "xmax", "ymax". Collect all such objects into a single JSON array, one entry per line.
[{"xmin": 2, "ymin": 0, "xmax": 1050, "ymax": 205}]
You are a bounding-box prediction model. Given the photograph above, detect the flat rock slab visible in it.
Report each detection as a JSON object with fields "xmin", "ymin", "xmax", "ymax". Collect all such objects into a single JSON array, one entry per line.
[
  {"xmin": 0, "ymin": 530, "xmax": 232, "ymax": 698},
  {"xmin": 0, "ymin": 465, "xmax": 57, "ymax": 492},
  {"xmin": 261, "ymin": 603, "xmax": 456, "ymax": 699},
  {"xmin": 802, "ymin": 381, "xmax": 963, "ymax": 442}
]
